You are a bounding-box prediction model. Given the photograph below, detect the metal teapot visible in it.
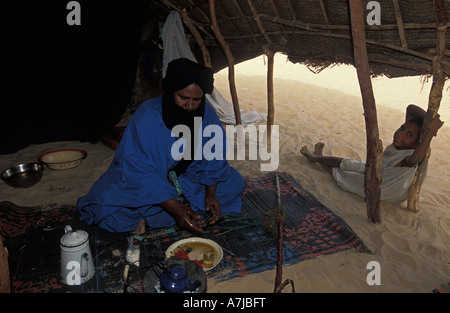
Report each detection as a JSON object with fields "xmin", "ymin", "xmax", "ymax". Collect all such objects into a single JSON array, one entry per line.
[
  {"xmin": 153, "ymin": 262, "xmax": 200, "ymax": 293},
  {"xmin": 60, "ymin": 225, "xmax": 95, "ymax": 285}
]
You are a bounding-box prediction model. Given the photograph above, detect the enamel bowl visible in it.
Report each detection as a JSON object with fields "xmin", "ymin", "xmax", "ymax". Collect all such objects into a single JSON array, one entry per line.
[
  {"xmin": 165, "ymin": 237, "xmax": 223, "ymax": 271},
  {"xmin": 38, "ymin": 149, "xmax": 87, "ymax": 170}
]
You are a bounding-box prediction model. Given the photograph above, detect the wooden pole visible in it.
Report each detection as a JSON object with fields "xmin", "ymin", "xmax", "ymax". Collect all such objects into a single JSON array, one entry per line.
[
  {"xmin": 181, "ymin": 9, "xmax": 212, "ymax": 68},
  {"xmin": 274, "ymin": 215, "xmax": 284, "ymax": 292},
  {"xmin": 0, "ymin": 239, "xmax": 10, "ymax": 293},
  {"xmin": 407, "ymin": 0, "xmax": 447, "ymax": 212},
  {"xmin": 247, "ymin": 0, "xmax": 273, "ymax": 45},
  {"xmin": 208, "ymin": 0, "xmax": 242, "ymax": 125},
  {"xmin": 392, "ymin": 0, "xmax": 408, "ymax": 48},
  {"xmin": 407, "ymin": 60, "xmax": 446, "ymax": 212},
  {"xmin": 264, "ymin": 46, "xmax": 275, "ymax": 146},
  {"xmin": 349, "ymin": 0, "xmax": 384, "ymax": 223}
]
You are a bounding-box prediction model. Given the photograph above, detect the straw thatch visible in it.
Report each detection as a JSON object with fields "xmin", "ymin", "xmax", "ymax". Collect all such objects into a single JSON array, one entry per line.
[{"xmin": 149, "ymin": 0, "xmax": 449, "ymax": 78}]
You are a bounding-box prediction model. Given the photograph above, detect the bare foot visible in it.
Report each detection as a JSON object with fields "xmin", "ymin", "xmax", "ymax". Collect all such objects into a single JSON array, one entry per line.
[
  {"xmin": 300, "ymin": 145, "xmax": 317, "ymax": 162},
  {"xmin": 132, "ymin": 219, "xmax": 147, "ymax": 235},
  {"xmin": 314, "ymin": 142, "xmax": 325, "ymax": 156}
]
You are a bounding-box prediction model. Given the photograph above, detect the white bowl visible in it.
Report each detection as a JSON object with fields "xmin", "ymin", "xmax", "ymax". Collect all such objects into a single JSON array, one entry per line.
[
  {"xmin": 165, "ymin": 237, "xmax": 223, "ymax": 271},
  {"xmin": 38, "ymin": 149, "xmax": 87, "ymax": 170}
]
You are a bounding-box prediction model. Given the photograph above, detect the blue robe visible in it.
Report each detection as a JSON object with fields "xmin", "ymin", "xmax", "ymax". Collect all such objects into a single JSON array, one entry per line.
[{"xmin": 77, "ymin": 96, "xmax": 245, "ymax": 232}]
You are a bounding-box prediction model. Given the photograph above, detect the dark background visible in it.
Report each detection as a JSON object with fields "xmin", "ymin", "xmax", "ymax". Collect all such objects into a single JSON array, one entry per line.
[{"xmin": 2, "ymin": 1, "xmax": 148, "ymax": 154}]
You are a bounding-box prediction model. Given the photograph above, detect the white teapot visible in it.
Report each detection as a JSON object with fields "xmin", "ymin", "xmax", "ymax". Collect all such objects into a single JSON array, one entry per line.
[{"xmin": 60, "ymin": 225, "xmax": 95, "ymax": 285}]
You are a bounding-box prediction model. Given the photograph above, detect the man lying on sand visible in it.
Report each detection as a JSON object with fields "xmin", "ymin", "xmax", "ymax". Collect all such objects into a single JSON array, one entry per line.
[{"xmin": 300, "ymin": 104, "xmax": 444, "ymax": 203}]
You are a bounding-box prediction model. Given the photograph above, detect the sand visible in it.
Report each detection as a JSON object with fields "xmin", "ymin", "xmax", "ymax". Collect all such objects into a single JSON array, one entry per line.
[{"xmin": 1, "ymin": 54, "xmax": 449, "ymax": 292}]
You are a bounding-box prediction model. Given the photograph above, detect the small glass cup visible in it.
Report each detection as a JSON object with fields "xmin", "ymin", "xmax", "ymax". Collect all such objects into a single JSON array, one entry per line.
[{"xmin": 203, "ymin": 249, "xmax": 215, "ymax": 268}]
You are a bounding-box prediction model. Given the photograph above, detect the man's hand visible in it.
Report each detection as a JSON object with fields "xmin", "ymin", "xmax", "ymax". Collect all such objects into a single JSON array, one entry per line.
[
  {"xmin": 204, "ymin": 185, "xmax": 222, "ymax": 225},
  {"xmin": 159, "ymin": 199, "xmax": 204, "ymax": 233}
]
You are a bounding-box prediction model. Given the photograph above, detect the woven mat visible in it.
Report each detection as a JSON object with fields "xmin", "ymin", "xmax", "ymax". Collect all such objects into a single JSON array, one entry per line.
[
  {"xmin": 139, "ymin": 172, "xmax": 370, "ymax": 282},
  {"xmin": 0, "ymin": 202, "xmax": 133, "ymax": 293},
  {"xmin": 431, "ymin": 282, "xmax": 450, "ymax": 293},
  {"xmin": 0, "ymin": 172, "xmax": 369, "ymax": 293}
]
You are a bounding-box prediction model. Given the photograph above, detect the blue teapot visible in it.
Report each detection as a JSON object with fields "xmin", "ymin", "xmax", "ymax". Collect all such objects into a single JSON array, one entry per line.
[{"xmin": 154, "ymin": 262, "xmax": 200, "ymax": 293}]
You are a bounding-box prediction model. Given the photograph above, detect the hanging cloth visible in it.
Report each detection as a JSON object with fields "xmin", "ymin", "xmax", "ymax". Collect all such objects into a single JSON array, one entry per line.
[{"xmin": 161, "ymin": 11, "xmax": 266, "ymax": 126}]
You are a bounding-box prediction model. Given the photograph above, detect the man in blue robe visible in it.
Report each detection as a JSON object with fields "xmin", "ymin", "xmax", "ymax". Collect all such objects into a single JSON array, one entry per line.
[{"xmin": 77, "ymin": 58, "xmax": 245, "ymax": 234}]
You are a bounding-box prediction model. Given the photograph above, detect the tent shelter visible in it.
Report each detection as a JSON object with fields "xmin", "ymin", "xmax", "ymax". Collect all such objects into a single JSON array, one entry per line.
[
  {"xmin": 151, "ymin": 0, "xmax": 449, "ymax": 77},
  {"xmin": 145, "ymin": 0, "xmax": 448, "ymax": 223},
  {"xmin": 2, "ymin": 0, "xmax": 448, "ymax": 223}
]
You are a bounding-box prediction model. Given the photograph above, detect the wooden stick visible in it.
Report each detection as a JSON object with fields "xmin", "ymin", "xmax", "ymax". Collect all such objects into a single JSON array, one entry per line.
[
  {"xmin": 272, "ymin": 174, "xmax": 288, "ymax": 293},
  {"xmin": 231, "ymin": 0, "xmax": 258, "ymax": 46},
  {"xmin": 181, "ymin": 9, "xmax": 212, "ymax": 68},
  {"xmin": 269, "ymin": 0, "xmax": 280, "ymax": 18},
  {"xmin": 246, "ymin": 13, "xmax": 444, "ymax": 31},
  {"xmin": 407, "ymin": 0, "xmax": 447, "ymax": 212},
  {"xmin": 407, "ymin": 60, "xmax": 446, "ymax": 212},
  {"xmin": 392, "ymin": 0, "xmax": 408, "ymax": 48},
  {"xmin": 247, "ymin": 0, "xmax": 272, "ymax": 45},
  {"xmin": 349, "ymin": 0, "xmax": 384, "ymax": 224},
  {"xmin": 274, "ymin": 279, "xmax": 295, "ymax": 293},
  {"xmin": 319, "ymin": 0, "xmax": 330, "ymax": 24},
  {"xmin": 273, "ymin": 217, "xmax": 283, "ymax": 292},
  {"xmin": 208, "ymin": 0, "xmax": 242, "ymax": 125},
  {"xmin": 219, "ymin": 28, "xmax": 450, "ymax": 76},
  {"xmin": 264, "ymin": 46, "xmax": 275, "ymax": 147},
  {"xmin": 286, "ymin": 0, "xmax": 296, "ymax": 20},
  {"xmin": 433, "ymin": 0, "xmax": 448, "ymax": 57},
  {"xmin": 160, "ymin": 0, "xmax": 210, "ymax": 37},
  {"xmin": 0, "ymin": 239, "xmax": 10, "ymax": 293}
]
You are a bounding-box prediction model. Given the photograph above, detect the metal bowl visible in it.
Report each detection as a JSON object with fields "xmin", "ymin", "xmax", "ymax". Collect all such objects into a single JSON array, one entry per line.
[{"xmin": 1, "ymin": 163, "xmax": 44, "ymax": 188}]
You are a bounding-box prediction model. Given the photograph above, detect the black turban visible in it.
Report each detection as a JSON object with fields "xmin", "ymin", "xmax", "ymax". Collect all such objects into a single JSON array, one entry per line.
[
  {"xmin": 161, "ymin": 58, "xmax": 215, "ymax": 175},
  {"xmin": 162, "ymin": 58, "xmax": 214, "ymax": 95}
]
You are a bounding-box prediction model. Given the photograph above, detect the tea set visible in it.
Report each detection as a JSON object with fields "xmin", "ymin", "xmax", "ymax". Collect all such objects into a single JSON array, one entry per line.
[
  {"xmin": 59, "ymin": 225, "xmax": 206, "ymax": 292},
  {"xmin": 60, "ymin": 225, "xmax": 95, "ymax": 285}
]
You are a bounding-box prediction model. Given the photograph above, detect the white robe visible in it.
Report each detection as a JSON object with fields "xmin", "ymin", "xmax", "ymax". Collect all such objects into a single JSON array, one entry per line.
[{"xmin": 332, "ymin": 144, "xmax": 417, "ymax": 203}]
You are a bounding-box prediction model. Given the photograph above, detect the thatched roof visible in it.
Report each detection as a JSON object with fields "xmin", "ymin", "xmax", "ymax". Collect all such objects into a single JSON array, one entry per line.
[{"xmin": 149, "ymin": 0, "xmax": 449, "ymax": 78}]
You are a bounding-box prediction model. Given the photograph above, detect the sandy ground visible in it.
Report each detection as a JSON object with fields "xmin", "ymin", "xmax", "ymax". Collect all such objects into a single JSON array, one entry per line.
[{"xmin": 1, "ymin": 54, "xmax": 449, "ymax": 292}]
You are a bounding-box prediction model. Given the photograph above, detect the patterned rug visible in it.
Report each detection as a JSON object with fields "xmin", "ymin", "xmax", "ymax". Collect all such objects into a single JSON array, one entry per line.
[
  {"xmin": 0, "ymin": 202, "xmax": 132, "ymax": 293},
  {"xmin": 139, "ymin": 172, "xmax": 370, "ymax": 282},
  {"xmin": 431, "ymin": 282, "xmax": 450, "ymax": 293},
  {"xmin": 0, "ymin": 172, "xmax": 369, "ymax": 293}
]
